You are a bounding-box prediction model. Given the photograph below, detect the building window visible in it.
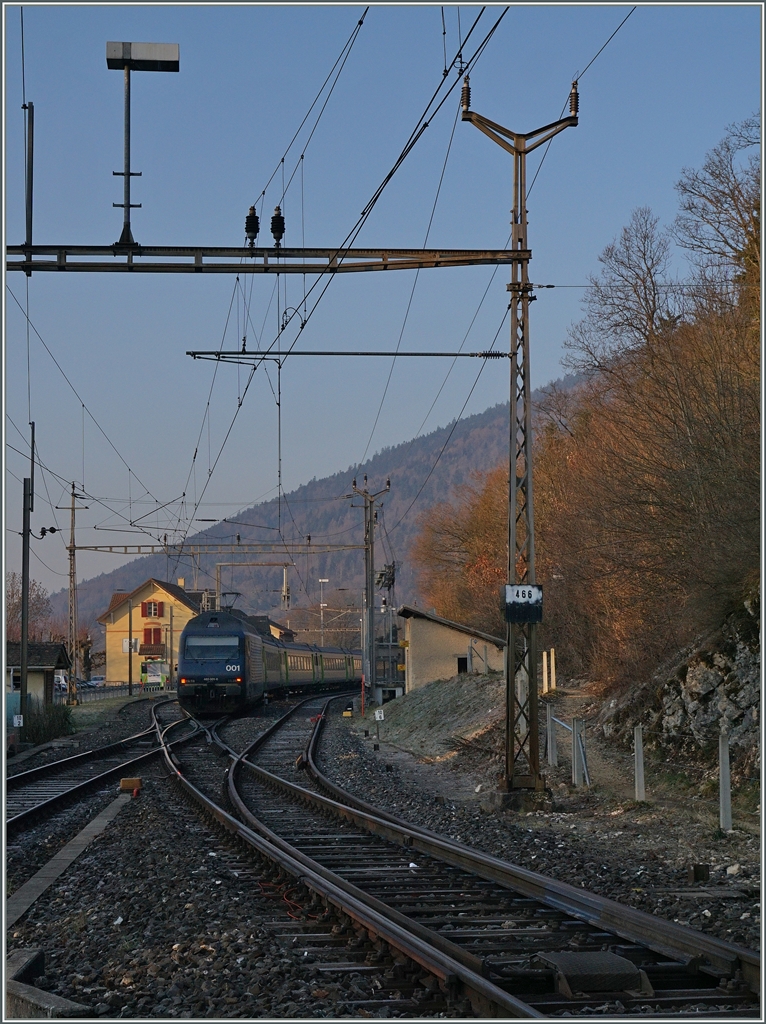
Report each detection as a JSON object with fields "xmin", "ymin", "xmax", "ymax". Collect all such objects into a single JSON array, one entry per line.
[
  {"xmin": 142, "ymin": 601, "xmax": 164, "ymax": 618},
  {"xmin": 143, "ymin": 627, "xmax": 162, "ymax": 645}
]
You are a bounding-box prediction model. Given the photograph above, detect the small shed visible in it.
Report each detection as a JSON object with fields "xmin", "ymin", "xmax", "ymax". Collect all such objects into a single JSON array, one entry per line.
[
  {"xmin": 5, "ymin": 641, "xmax": 71, "ymax": 706},
  {"xmin": 397, "ymin": 606, "xmax": 505, "ymax": 693}
]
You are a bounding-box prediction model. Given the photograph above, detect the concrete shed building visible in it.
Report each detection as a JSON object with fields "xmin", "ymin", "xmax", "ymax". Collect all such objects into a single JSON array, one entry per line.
[{"xmin": 397, "ymin": 606, "xmax": 505, "ymax": 694}]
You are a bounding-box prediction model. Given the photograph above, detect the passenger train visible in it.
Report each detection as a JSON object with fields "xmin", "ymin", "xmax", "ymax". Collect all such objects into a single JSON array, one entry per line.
[{"xmin": 177, "ymin": 610, "xmax": 362, "ymax": 714}]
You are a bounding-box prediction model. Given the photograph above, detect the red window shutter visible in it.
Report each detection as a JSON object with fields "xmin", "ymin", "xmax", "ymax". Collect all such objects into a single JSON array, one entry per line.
[
  {"xmin": 141, "ymin": 602, "xmax": 147, "ymax": 617},
  {"xmin": 157, "ymin": 601, "xmax": 164, "ymax": 617},
  {"xmin": 143, "ymin": 628, "xmax": 152, "ymax": 644},
  {"xmin": 153, "ymin": 628, "xmax": 162, "ymax": 645}
]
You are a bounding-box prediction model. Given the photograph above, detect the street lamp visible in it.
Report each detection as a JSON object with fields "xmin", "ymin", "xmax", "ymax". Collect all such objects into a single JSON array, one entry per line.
[
  {"xmin": 106, "ymin": 41, "xmax": 180, "ymax": 245},
  {"xmin": 318, "ymin": 579, "xmax": 329, "ymax": 646}
]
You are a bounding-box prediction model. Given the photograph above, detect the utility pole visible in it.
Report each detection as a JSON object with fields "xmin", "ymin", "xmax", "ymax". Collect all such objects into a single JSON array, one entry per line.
[
  {"xmin": 60, "ymin": 483, "xmax": 88, "ymax": 703},
  {"xmin": 19, "ymin": 424, "xmax": 58, "ymax": 736},
  {"xmin": 169, "ymin": 605, "xmax": 174, "ymax": 687},
  {"xmin": 20, "ymin": 477, "xmax": 31, "ymax": 739},
  {"xmin": 23, "ymin": 100, "xmax": 34, "ymax": 276},
  {"xmin": 351, "ymin": 476, "xmax": 390, "ymax": 696},
  {"xmin": 462, "ymin": 77, "xmax": 578, "ymax": 791},
  {"xmin": 128, "ymin": 598, "xmax": 134, "ymax": 696},
  {"xmin": 319, "ymin": 578, "xmax": 329, "ymax": 646}
]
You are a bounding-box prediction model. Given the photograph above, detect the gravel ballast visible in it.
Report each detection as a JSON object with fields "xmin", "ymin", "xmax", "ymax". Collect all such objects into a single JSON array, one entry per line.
[
  {"xmin": 5, "ymin": 690, "xmax": 760, "ymax": 1019},
  {"xmin": 317, "ymin": 699, "xmax": 761, "ymax": 953}
]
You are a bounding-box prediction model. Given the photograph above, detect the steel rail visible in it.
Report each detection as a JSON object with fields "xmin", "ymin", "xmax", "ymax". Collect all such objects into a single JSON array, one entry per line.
[
  {"xmin": 302, "ymin": 703, "xmax": 761, "ymax": 995},
  {"xmin": 168, "ymin": 699, "xmax": 760, "ymax": 1014},
  {"xmin": 7, "ymin": 701, "xmax": 197, "ymax": 835},
  {"xmin": 163, "ymin": 721, "xmax": 544, "ymax": 1018}
]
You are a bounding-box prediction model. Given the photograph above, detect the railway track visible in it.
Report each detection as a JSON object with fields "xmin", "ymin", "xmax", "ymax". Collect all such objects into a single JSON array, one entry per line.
[
  {"xmin": 7, "ymin": 698, "xmax": 194, "ymax": 838},
  {"xmin": 164, "ymin": 695, "xmax": 760, "ymax": 1018}
]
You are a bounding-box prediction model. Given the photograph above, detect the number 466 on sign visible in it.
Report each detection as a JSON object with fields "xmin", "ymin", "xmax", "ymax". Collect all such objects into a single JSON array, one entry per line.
[{"xmin": 503, "ymin": 584, "xmax": 543, "ymax": 623}]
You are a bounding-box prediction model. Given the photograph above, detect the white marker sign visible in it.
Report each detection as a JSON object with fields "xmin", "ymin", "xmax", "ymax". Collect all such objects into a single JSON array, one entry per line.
[{"xmin": 504, "ymin": 584, "xmax": 543, "ymax": 623}]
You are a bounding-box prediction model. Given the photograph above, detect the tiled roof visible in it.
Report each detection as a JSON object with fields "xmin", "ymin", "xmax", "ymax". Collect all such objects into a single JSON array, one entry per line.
[
  {"xmin": 6, "ymin": 641, "xmax": 71, "ymax": 670},
  {"xmin": 105, "ymin": 592, "xmax": 129, "ymax": 615},
  {"xmin": 98, "ymin": 579, "xmax": 200, "ymax": 622},
  {"xmin": 139, "ymin": 644, "xmax": 166, "ymax": 657}
]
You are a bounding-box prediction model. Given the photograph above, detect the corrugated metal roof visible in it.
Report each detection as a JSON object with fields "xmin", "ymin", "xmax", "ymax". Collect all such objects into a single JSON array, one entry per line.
[{"xmin": 396, "ymin": 605, "xmax": 505, "ymax": 648}]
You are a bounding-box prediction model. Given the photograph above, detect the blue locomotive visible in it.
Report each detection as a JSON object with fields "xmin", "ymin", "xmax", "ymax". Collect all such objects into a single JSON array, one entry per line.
[{"xmin": 177, "ymin": 610, "xmax": 362, "ymax": 714}]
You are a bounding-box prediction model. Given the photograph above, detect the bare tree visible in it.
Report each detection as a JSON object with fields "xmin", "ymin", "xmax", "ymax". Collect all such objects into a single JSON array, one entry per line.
[
  {"xmin": 5, "ymin": 571, "xmax": 53, "ymax": 642},
  {"xmin": 673, "ymin": 114, "xmax": 760, "ymax": 290}
]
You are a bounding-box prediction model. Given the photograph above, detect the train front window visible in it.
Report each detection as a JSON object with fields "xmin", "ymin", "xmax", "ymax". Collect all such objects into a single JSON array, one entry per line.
[{"xmin": 185, "ymin": 635, "xmax": 240, "ymax": 661}]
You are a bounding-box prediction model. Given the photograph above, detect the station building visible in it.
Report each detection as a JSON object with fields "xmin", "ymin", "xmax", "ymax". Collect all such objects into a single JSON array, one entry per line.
[{"xmin": 97, "ymin": 579, "xmax": 201, "ymax": 684}]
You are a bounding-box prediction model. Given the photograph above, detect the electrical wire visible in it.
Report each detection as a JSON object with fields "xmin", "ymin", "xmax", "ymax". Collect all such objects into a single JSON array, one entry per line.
[
  {"xmin": 6, "ymin": 287, "xmax": 163, "ymax": 507},
  {"xmin": 257, "ymin": 7, "xmax": 508, "ymax": 370},
  {"xmin": 173, "ymin": 10, "xmax": 506, "ymax": 571},
  {"xmin": 367, "ymin": 8, "xmax": 641, "ymax": 532},
  {"xmin": 528, "ymin": 6, "xmax": 637, "ymax": 199},
  {"xmin": 387, "ymin": 304, "xmax": 510, "ymax": 535},
  {"xmin": 254, "ymin": 9, "xmax": 369, "ymax": 216},
  {"xmin": 359, "ymin": 101, "xmax": 462, "ymax": 466}
]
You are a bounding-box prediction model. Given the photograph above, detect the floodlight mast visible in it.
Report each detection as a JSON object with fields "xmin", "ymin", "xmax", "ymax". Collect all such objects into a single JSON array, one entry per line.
[
  {"xmin": 462, "ymin": 77, "xmax": 578, "ymax": 793},
  {"xmin": 106, "ymin": 42, "xmax": 179, "ymax": 246}
]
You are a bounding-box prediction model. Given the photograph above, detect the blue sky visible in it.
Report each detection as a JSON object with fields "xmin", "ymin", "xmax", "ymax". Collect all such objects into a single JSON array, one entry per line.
[{"xmin": 4, "ymin": 4, "xmax": 761, "ymax": 595}]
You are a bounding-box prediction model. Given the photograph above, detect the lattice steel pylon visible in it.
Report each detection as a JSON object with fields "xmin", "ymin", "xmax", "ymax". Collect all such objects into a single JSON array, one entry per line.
[{"xmin": 462, "ymin": 78, "xmax": 578, "ymax": 789}]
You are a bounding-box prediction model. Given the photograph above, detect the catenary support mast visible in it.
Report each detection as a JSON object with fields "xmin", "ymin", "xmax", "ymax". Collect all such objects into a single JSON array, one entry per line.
[{"xmin": 462, "ymin": 78, "xmax": 578, "ymax": 790}]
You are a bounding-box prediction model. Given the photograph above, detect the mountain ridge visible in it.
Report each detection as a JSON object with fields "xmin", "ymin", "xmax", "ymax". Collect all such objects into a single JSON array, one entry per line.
[{"xmin": 50, "ymin": 375, "xmax": 580, "ymax": 639}]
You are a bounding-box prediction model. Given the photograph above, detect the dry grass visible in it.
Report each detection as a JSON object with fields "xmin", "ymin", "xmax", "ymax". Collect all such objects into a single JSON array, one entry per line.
[{"xmin": 364, "ymin": 673, "xmax": 504, "ymax": 760}]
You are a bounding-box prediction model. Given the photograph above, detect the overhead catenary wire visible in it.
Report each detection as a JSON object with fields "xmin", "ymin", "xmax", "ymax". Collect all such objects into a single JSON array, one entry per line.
[
  {"xmin": 254, "ymin": 9, "xmax": 369, "ymax": 218},
  {"xmin": 6, "ymin": 287, "xmax": 165, "ymax": 514},
  {"xmin": 527, "ymin": 6, "xmax": 637, "ymax": 199},
  {"xmin": 359, "ymin": 100, "xmax": 462, "ymax": 466},
  {"xmin": 5, "ymin": 436, "xmax": 168, "ymax": 547},
  {"xmin": 172, "ymin": 9, "xmax": 507, "ymax": 569},
  {"xmin": 378, "ymin": 8, "xmax": 640, "ymax": 539}
]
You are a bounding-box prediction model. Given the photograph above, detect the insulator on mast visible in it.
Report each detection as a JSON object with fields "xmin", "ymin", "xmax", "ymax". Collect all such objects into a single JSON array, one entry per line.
[
  {"xmin": 569, "ymin": 81, "xmax": 579, "ymax": 118},
  {"xmin": 271, "ymin": 205, "xmax": 285, "ymax": 248},
  {"xmin": 245, "ymin": 205, "xmax": 259, "ymax": 246},
  {"xmin": 461, "ymin": 75, "xmax": 471, "ymax": 113}
]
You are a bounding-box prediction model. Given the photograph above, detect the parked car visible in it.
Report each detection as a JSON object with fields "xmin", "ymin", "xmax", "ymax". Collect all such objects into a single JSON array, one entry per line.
[
  {"xmin": 90, "ymin": 676, "xmax": 106, "ymax": 687},
  {"xmin": 54, "ymin": 677, "xmax": 68, "ymax": 692}
]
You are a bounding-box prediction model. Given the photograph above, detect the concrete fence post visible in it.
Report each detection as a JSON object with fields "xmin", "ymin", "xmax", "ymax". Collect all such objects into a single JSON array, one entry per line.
[
  {"xmin": 550, "ymin": 648, "xmax": 556, "ymax": 691},
  {"xmin": 633, "ymin": 723, "xmax": 646, "ymax": 802},
  {"xmin": 719, "ymin": 730, "xmax": 732, "ymax": 832},
  {"xmin": 572, "ymin": 717, "xmax": 583, "ymax": 787},
  {"xmin": 546, "ymin": 702, "xmax": 558, "ymax": 767},
  {"xmin": 542, "ymin": 650, "xmax": 549, "ymax": 694}
]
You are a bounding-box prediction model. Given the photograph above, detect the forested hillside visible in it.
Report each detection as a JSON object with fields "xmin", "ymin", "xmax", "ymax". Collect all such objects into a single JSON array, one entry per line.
[{"xmin": 413, "ymin": 117, "xmax": 760, "ymax": 690}]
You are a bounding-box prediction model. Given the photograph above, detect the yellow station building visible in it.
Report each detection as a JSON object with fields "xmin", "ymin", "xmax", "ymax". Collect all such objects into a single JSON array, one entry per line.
[{"xmin": 97, "ymin": 579, "xmax": 200, "ymax": 684}]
